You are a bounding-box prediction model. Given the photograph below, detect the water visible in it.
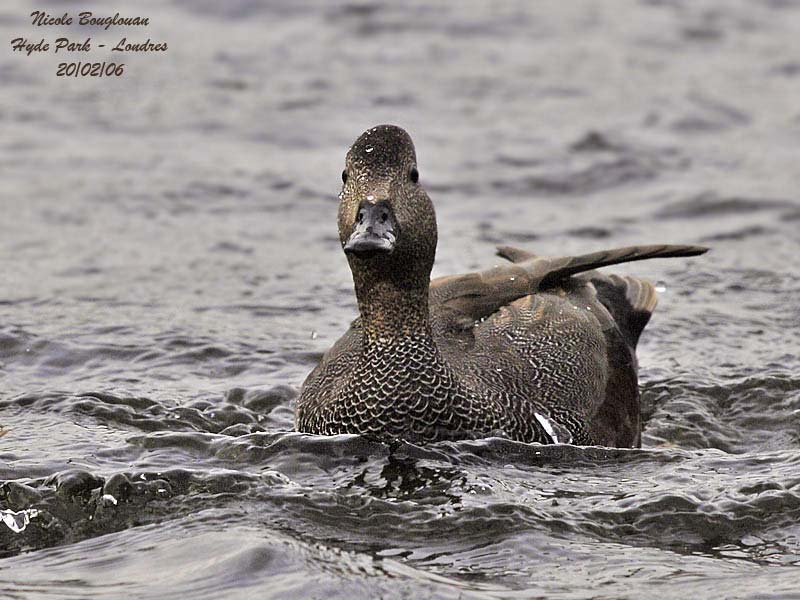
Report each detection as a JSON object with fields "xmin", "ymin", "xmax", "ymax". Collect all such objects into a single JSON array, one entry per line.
[{"xmin": 1, "ymin": 0, "xmax": 800, "ymax": 598}]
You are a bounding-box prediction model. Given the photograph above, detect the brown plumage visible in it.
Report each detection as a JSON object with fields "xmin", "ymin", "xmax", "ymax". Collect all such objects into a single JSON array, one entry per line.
[{"xmin": 295, "ymin": 124, "xmax": 707, "ymax": 447}]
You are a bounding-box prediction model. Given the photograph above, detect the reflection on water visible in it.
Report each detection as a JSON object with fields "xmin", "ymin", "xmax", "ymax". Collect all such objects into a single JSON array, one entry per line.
[{"xmin": 1, "ymin": 0, "xmax": 800, "ymax": 598}]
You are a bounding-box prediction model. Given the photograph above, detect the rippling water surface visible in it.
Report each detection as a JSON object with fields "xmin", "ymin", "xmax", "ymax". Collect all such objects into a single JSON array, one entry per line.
[{"xmin": 2, "ymin": 0, "xmax": 800, "ymax": 598}]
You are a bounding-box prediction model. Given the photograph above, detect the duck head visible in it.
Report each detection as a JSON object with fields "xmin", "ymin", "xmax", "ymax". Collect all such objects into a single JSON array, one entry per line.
[{"xmin": 338, "ymin": 125, "xmax": 437, "ymax": 291}]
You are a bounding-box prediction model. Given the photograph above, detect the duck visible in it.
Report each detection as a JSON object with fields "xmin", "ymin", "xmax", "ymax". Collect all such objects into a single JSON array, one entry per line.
[{"xmin": 294, "ymin": 125, "xmax": 707, "ymax": 447}]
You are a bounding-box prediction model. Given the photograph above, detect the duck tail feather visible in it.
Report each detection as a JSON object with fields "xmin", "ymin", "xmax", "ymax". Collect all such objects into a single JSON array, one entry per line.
[{"xmin": 592, "ymin": 274, "xmax": 659, "ymax": 348}]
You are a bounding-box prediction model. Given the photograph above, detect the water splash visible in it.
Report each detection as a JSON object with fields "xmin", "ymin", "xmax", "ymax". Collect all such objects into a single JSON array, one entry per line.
[{"xmin": 1, "ymin": 508, "xmax": 40, "ymax": 534}]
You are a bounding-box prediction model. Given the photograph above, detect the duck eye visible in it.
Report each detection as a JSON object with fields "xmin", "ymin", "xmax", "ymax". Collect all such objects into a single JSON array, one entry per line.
[
  {"xmin": 341, "ymin": 170, "xmax": 348, "ymax": 184},
  {"xmin": 409, "ymin": 167, "xmax": 419, "ymax": 183}
]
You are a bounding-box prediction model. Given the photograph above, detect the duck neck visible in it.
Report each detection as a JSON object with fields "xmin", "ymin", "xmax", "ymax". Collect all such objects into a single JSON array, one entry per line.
[{"xmin": 355, "ymin": 278, "xmax": 434, "ymax": 347}]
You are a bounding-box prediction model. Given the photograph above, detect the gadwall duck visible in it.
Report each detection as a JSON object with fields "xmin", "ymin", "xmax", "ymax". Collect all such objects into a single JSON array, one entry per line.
[{"xmin": 295, "ymin": 125, "xmax": 707, "ymax": 447}]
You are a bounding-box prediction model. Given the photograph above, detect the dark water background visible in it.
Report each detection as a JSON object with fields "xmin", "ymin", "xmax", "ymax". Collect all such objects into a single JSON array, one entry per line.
[{"xmin": 2, "ymin": 0, "xmax": 800, "ymax": 598}]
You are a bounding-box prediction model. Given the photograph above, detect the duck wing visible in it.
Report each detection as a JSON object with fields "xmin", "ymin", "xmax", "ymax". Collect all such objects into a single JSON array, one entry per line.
[{"xmin": 430, "ymin": 244, "xmax": 708, "ymax": 326}]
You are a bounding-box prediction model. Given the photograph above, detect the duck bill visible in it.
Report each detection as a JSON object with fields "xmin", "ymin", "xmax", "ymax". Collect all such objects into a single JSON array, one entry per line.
[{"xmin": 343, "ymin": 201, "xmax": 397, "ymax": 258}]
